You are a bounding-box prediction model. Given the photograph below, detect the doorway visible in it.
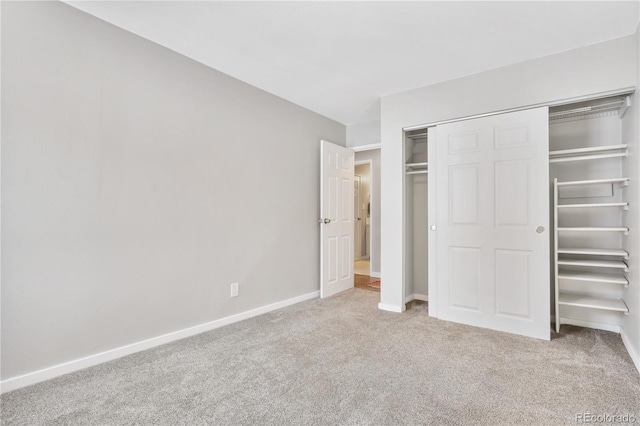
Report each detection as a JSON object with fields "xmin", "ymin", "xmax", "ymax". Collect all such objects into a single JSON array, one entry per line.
[{"xmin": 354, "ymin": 154, "xmax": 380, "ymax": 292}]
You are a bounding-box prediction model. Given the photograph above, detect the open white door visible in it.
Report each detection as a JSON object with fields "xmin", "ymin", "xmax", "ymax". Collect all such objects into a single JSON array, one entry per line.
[
  {"xmin": 434, "ymin": 107, "xmax": 550, "ymax": 340},
  {"xmin": 320, "ymin": 140, "xmax": 354, "ymax": 298}
]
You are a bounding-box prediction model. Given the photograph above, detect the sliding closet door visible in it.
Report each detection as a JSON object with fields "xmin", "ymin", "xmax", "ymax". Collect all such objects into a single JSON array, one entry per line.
[{"xmin": 434, "ymin": 107, "xmax": 550, "ymax": 340}]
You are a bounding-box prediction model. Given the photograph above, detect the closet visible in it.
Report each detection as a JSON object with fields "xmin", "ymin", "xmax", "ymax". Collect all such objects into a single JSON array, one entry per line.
[
  {"xmin": 403, "ymin": 91, "xmax": 634, "ymax": 338},
  {"xmin": 551, "ymin": 96, "xmax": 631, "ymax": 333},
  {"xmin": 404, "ymin": 131, "xmax": 428, "ymax": 303}
]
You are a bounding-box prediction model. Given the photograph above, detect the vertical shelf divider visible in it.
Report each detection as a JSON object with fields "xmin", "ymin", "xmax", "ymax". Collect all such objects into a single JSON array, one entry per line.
[{"xmin": 554, "ymin": 178, "xmax": 560, "ymax": 333}]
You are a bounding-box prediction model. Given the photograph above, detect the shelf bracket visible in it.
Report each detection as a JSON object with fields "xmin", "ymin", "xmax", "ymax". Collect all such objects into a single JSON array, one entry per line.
[{"xmin": 619, "ymin": 96, "xmax": 632, "ymax": 119}]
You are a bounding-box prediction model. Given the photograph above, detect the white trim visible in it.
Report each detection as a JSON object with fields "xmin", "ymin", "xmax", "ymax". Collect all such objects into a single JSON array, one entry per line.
[
  {"xmin": 370, "ymin": 271, "xmax": 381, "ymax": 278},
  {"xmin": 620, "ymin": 327, "xmax": 640, "ymax": 374},
  {"xmin": 378, "ymin": 303, "xmax": 405, "ymax": 313},
  {"xmin": 403, "ymin": 87, "xmax": 635, "ymax": 131},
  {"xmin": 0, "ymin": 291, "xmax": 320, "ymax": 394},
  {"xmin": 427, "ymin": 127, "xmax": 437, "ymax": 319},
  {"xmin": 557, "ymin": 317, "xmax": 621, "ymax": 333},
  {"xmin": 413, "ymin": 293, "xmax": 428, "ymax": 302},
  {"xmin": 351, "ymin": 143, "xmax": 381, "ymax": 152},
  {"xmin": 404, "ymin": 293, "xmax": 429, "ymax": 304},
  {"xmin": 352, "ymin": 172, "xmax": 364, "ymax": 262}
]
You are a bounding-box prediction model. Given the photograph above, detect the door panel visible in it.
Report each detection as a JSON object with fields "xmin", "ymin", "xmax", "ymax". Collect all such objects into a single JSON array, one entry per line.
[
  {"xmin": 434, "ymin": 107, "xmax": 550, "ymax": 340},
  {"xmin": 449, "ymin": 164, "xmax": 480, "ymax": 225},
  {"xmin": 495, "ymin": 160, "xmax": 530, "ymax": 225},
  {"xmin": 321, "ymin": 140, "xmax": 354, "ymax": 298},
  {"xmin": 450, "ymin": 246, "xmax": 481, "ymax": 310},
  {"xmin": 495, "ymin": 249, "xmax": 532, "ymax": 318}
]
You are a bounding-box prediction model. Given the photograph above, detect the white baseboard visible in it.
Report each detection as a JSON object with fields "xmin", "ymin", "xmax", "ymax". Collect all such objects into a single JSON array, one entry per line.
[
  {"xmin": 378, "ymin": 303, "xmax": 404, "ymax": 313},
  {"xmin": 404, "ymin": 293, "xmax": 428, "ymax": 304},
  {"xmin": 556, "ymin": 317, "xmax": 621, "ymax": 333},
  {"xmin": 370, "ymin": 271, "xmax": 381, "ymax": 278},
  {"xmin": 0, "ymin": 290, "xmax": 320, "ymax": 394},
  {"xmin": 620, "ymin": 327, "xmax": 640, "ymax": 374}
]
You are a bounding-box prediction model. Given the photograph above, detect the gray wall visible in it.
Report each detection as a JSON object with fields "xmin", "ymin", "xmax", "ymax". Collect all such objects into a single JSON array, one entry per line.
[
  {"xmin": 354, "ymin": 149, "xmax": 381, "ymax": 276},
  {"xmin": 380, "ymin": 34, "xmax": 637, "ymax": 311},
  {"xmin": 347, "ymin": 119, "xmax": 380, "ymax": 148},
  {"xmin": 1, "ymin": 1, "xmax": 345, "ymax": 380}
]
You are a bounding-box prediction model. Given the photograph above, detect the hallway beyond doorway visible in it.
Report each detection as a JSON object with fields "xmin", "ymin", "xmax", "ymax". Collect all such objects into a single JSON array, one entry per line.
[{"xmin": 354, "ymin": 260, "xmax": 370, "ymax": 276}]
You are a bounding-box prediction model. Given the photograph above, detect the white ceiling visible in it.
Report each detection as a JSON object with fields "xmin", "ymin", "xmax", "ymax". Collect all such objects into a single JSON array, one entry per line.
[{"xmin": 66, "ymin": 1, "xmax": 639, "ymax": 125}]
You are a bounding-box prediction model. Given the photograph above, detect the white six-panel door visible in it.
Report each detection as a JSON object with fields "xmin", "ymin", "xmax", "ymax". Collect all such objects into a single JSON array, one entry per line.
[
  {"xmin": 320, "ymin": 140, "xmax": 354, "ymax": 298},
  {"xmin": 433, "ymin": 107, "xmax": 550, "ymax": 340}
]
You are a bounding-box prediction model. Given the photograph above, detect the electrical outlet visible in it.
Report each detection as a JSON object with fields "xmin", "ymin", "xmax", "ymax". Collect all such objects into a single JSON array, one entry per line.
[{"xmin": 230, "ymin": 282, "xmax": 239, "ymax": 298}]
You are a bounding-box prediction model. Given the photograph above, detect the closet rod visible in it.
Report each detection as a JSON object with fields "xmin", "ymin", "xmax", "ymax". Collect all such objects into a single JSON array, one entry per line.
[
  {"xmin": 406, "ymin": 170, "xmax": 428, "ymax": 175},
  {"xmin": 549, "ymin": 152, "xmax": 627, "ymax": 163},
  {"xmin": 549, "ymin": 144, "xmax": 627, "ymax": 157},
  {"xmin": 556, "ymin": 177, "xmax": 629, "ymax": 187}
]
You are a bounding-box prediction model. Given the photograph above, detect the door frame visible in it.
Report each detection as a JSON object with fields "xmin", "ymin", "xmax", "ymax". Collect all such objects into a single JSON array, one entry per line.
[{"xmin": 353, "ymin": 143, "xmax": 379, "ymax": 277}]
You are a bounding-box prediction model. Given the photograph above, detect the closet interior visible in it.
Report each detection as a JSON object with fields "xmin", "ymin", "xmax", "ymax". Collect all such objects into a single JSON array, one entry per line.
[
  {"xmin": 404, "ymin": 131, "xmax": 428, "ymax": 302},
  {"xmin": 551, "ymin": 95, "xmax": 632, "ymax": 333},
  {"xmin": 403, "ymin": 92, "xmax": 634, "ymax": 334}
]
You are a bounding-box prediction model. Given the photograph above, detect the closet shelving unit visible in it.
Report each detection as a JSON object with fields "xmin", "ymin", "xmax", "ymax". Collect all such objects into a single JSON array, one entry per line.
[
  {"xmin": 552, "ymin": 97, "xmax": 631, "ymax": 333},
  {"xmin": 549, "ymin": 98, "xmax": 630, "ymax": 122},
  {"xmin": 405, "ymin": 132, "xmax": 428, "ymax": 175},
  {"xmin": 404, "ymin": 131, "xmax": 429, "ymax": 304}
]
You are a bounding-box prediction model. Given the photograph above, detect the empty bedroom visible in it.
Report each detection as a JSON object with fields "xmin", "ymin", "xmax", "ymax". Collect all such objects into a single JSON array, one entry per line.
[{"xmin": 2, "ymin": 1, "xmax": 640, "ymax": 424}]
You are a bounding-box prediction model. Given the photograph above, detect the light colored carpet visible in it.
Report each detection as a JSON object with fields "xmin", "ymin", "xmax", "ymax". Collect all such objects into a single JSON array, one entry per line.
[{"xmin": 2, "ymin": 289, "xmax": 639, "ymax": 425}]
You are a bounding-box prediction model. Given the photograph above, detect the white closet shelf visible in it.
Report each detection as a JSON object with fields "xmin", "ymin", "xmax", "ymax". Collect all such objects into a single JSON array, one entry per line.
[
  {"xmin": 558, "ymin": 227, "xmax": 629, "ymax": 235},
  {"xmin": 557, "ymin": 258, "xmax": 628, "ymax": 271},
  {"xmin": 558, "ymin": 293, "xmax": 628, "ymax": 314},
  {"xmin": 557, "ymin": 271, "xmax": 628, "ymax": 286},
  {"xmin": 406, "ymin": 161, "xmax": 428, "ymax": 175},
  {"xmin": 558, "ymin": 247, "xmax": 629, "ymax": 258},
  {"xmin": 549, "ymin": 144, "xmax": 627, "ymax": 163},
  {"xmin": 556, "ymin": 177, "xmax": 629, "ymax": 187},
  {"xmin": 406, "ymin": 132, "xmax": 427, "ymax": 140},
  {"xmin": 549, "ymin": 98, "xmax": 629, "ymax": 123},
  {"xmin": 558, "ymin": 202, "xmax": 628, "ymax": 210}
]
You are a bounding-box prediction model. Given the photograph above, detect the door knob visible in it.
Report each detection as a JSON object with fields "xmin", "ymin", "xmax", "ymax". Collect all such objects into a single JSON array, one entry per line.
[
  {"xmin": 430, "ymin": 225, "xmax": 437, "ymax": 231},
  {"xmin": 536, "ymin": 226, "xmax": 545, "ymax": 233},
  {"xmin": 324, "ymin": 218, "xmax": 331, "ymax": 224}
]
